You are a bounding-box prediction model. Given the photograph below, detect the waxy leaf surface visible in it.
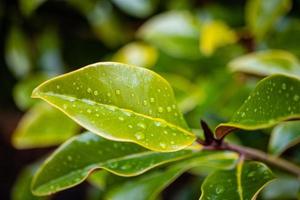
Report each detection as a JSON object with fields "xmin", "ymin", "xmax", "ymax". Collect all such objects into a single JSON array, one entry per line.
[
  {"xmin": 32, "ymin": 62, "xmax": 195, "ymax": 151},
  {"xmin": 200, "ymin": 161, "xmax": 275, "ymax": 200},
  {"xmin": 229, "ymin": 50, "xmax": 300, "ymax": 77},
  {"xmin": 216, "ymin": 74, "xmax": 300, "ymax": 139},
  {"xmin": 31, "ymin": 132, "xmax": 196, "ymax": 196},
  {"xmin": 12, "ymin": 103, "xmax": 79, "ymax": 149},
  {"xmin": 106, "ymin": 151, "xmax": 238, "ymax": 200},
  {"xmin": 269, "ymin": 121, "xmax": 300, "ymax": 155}
]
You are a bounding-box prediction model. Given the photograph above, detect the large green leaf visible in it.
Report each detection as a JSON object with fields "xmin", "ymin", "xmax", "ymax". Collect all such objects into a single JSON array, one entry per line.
[
  {"xmin": 12, "ymin": 102, "xmax": 79, "ymax": 149},
  {"xmin": 137, "ymin": 11, "xmax": 201, "ymax": 59},
  {"xmin": 31, "ymin": 132, "xmax": 197, "ymax": 196},
  {"xmin": 32, "ymin": 62, "xmax": 195, "ymax": 152},
  {"xmin": 200, "ymin": 161, "xmax": 275, "ymax": 200},
  {"xmin": 246, "ymin": 0, "xmax": 292, "ymax": 40},
  {"xmin": 216, "ymin": 74, "xmax": 300, "ymax": 139},
  {"xmin": 269, "ymin": 121, "xmax": 300, "ymax": 155},
  {"xmin": 103, "ymin": 151, "xmax": 239, "ymax": 200},
  {"xmin": 229, "ymin": 50, "xmax": 300, "ymax": 77}
]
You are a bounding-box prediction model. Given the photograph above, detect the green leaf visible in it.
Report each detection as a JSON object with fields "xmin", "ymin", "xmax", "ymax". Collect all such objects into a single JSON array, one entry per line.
[
  {"xmin": 229, "ymin": 50, "xmax": 300, "ymax": 77},
  {"xmin": 11, "ymin": 163, "xmax": 48, "ymax": 200},
  {"xmin": 12, "ymin": 102, "xmax": 79, "ymax": 149},
  {"xmin": 105, "ymin": 151, "xmax": 238, "ymax": 200},
  {"xmin": 246, "ymin": 0, "xmax": 292, "ymax": 40},
  {"xmin": 5, "ymin": 25, "xmax": 32, "ymax": 78},
  {"xmin": 113, "ymin": 42, "xmax": 158, "ymax": 69},
  {"xmin": 200, "ymin": 161, "xmax": 275, "ymax": 200},
  {"xmin": 32, "ymin": 62, "xmax": 195, "ymax": 152},
  {"xmin": 137, "ymin": 11, "xmax": 201, "ymax": 59},
  {"xmin": 269, "ymin": 121, "xmax": 300, "ymax": 155},
  {"xmin": 13, "ymin": 74, "xmax": 48, "ymax": 110},
  {"xmin": 216, "ymin": 74, "xmax": 300, "ymax": 139},
  {"xmin": 31, "ymin": 132, "xmax": 197, "ymax": 196},
  {"xmin": 111, "ymin": 0, "xmax": 158, "ymax": 18},
  {"xmin": 19, "ymin": 0, "xmax": 47, "ymax": 16}
]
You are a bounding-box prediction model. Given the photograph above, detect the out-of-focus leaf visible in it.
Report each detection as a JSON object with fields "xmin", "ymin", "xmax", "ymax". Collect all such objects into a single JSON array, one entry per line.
[
  {"xmin": 111, "ymin": 0, "xmax": 158, "ymax": 18},
  {"xmin": 200, "ymin": 161, "xmax": 275, "ymax": 200},
  {"xmin": 229, "ymin": 50, "xmax": 300, "ymax": 77},
  {"xmin": 37, "ymin": 27, "xmax": 64, "ymax": 75},
  {"xmin": 246, "ymin": 0, "xmax": 292, "ymax": 40},
  {"xmin": 12, "ymin": 102, "xmax": 79, "ymax": 149},
  {"xmin": 19, "ymin": 0, "xmax": 47, "ymax": 16},
  {"xmin": 105, "ymin": 151, "xmax": 238, "ymax": 200},
  {"xmin": 88, "ymin": 170, "xmax": 108, "ymax": 190},
  {"xmin": 113, "ymin": 42, "xmax": 158, "ymax": 68},
  {"xmin": 199, "ymin": 20, "xmax": 237, "ymax": 56},
  {"xmin": 162, "ymin": 73, "xmax": 203, "ymax": 113},
  {"xmin": 216, "ymin": 74, "xmax": 300, "ymax": 139},
  {"xmin": 13, "ymin": 74, "xmax": 48, "ymax": 110},
  {"xmin": 262, "ymin": 176, "xmax": 300, "ymax": 200},
  {"xmin": 138, "ymin": 11, "xmax": 201, "ymax": 59},
  {"xmin": 31, "ymin": 132, "xmax": 197, "ymax": 196},
  {"xmin": 11, "ymin": 163, "xmax": 47, "ymax": 200},
  {"xmin": 32, "ymin": 62, "xmax": 195, "ymax": 152},
  {"xmin": 269, "ymin": 121, "xmax": 300, "ymax": 155},
  {"xmin": 5, "ymin": 25, "xmax": 32, "ymax": 78}
]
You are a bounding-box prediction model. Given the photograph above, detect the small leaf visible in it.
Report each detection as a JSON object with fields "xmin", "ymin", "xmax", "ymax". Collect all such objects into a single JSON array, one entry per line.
[
  {"xmin": 31, "ymin": 132, "xmax": 196, "ymax": 196},
  {"xmin": 113, "ymin": 42, "xmax": 158, "ymax": 69},
  {"xmin": 32, "ymin": 62, "xmax": 195, "ymax": 152},
  {"xmin": 105, "ymin": 151, "xmax": 238, "ymax": 200},
  {"xmin": 138, "ymin": 11, "xmax": 201, "ymax": 59},
  {"xmin": 11, "ymin": 163, "xmax": 48, "ymax": 200},
  {"xmin": 13, "ymin": 74, "xmax": 48, "ymax": 110},
  {"xmin": 200, "ymin": 161, "xmax": 275, "ymax": 200},
  {"xmin": 246, "ymin": 0, "xmax": 292, "ymax": 40},
  {"xmin": 269, "ymin": 121, "xmax": 300, "ymax": 155},
  {"xmin": 111, "ymin": 0, "xmax": 158, "ymax": 18},
  {"xmin": 216, "ymin": 74, "xmax": 300, "ymax": 139},
  {"xmin": 5, "ymin": 25, "xmax": 32, "ymax": 78},
  {"xmin": 12, "ymin": 102, "xmax": 79, "ymax": 149},
  {"xmin": 199, "ymin": 20, "xmax": 237, "ymax": 56},
  {"xmin": 229, "ymin": 50, "xmax": 300, "ymax": 77}
]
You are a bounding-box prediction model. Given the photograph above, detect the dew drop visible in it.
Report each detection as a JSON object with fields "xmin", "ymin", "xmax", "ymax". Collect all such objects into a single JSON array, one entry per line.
[
  {"xmin": 281, "ymin": 83, "xmax": 287, "ymax": 90},
  {"xmin": 241, "ymin": 112, "xmax": 246, "ymax": 117},
  {"xmin": 172, "ymin": 104, "xmax": 176, "ymax": 109},
  {"xmin": 150, "ymin": 98, "xmax": 155, "ymax": 103},
  {"xmin": 87, "ymin": 88, "xmax": 92, "ymax": 93},
  {"xmin": 115, "ymin": 89, "xmax": 121, "ymax": 95},
  {"xmin": 118, "ymin": 116, "xmax": 124, "ymax": 121},
  {"xmin": 167, "ymin": 106, "xmax": 172, "ymax": 112},
  {"xmin": 67, "ymin": 156, "xmax": 72, "ymax": 161},
  {"xmin": 215, "ymin": 185, "xmax": 224, "ymax": 194},
  {"xmin": 135, "ymin": 132, "xmax": 145, "ymax": 140},
  {"xmin": 94, "ymin": 90, "xmax": 98, "ymax": 95},
  {"xmin": 163, "ymin": 130, "xmax": 168, "ymax": 135},
  {"xmin": 128, "ymin": 125, "xmax": 133, "ymax": 129},
  {"xmin": 63, "ymin": 104, "xmax": 68, "ymax": 109},
  {"xmin": 107, "ymin": 92, "xmax": 112, "ymax": 97},
  {"xmin": 159, "ymin": 142, "xmax": 166, "ymax": 149},
  {"xmin": 247, "ymin": 171, "xmax": 255, "ymax": 178},
  {"xmin": 154, "ymin": 121, "xmax": 161, "ymax": 127},
  {"xmin": 158, "ymin": 107, "xmax": 164, "ymax": 113},
  {"xmin": 293, "ymin": 94, "xmax": 299, "ymax": 101},
  {"xmin": 143, "ymin": 100, "xmax": 148, "ymax": 106},
  {"xmin": 157, "ymin": 89, "xmax": 161, "ymax": 93},
  {"xmin": 56, "ymin": 85, "xmax": 60, "ymax": 89},
  {"xmin": 87, "ymin": 109, "xmax": 92, "ymax": 113},
  {"xmin": 137, "ymin": 123, "xmax": 146, "ymax": 129}
]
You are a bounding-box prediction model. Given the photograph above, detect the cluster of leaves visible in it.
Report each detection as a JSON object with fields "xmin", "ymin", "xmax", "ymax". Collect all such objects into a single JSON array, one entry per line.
[{"xmin": 5, "ymin": 0, "xmax": 300, "ymax": 199}]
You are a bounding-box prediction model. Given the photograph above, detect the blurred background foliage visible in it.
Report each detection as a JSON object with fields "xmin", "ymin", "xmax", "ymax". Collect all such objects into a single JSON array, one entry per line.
[{"xmin": 1, "ymin": 0, "xmax": 300, "ymax": 199}]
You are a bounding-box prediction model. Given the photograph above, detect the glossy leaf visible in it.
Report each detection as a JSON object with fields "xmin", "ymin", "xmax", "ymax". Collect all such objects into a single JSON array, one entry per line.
[
  {"xmin": 216, "ymin": 74, "xmax": 300, "ymax": 139},
  {"xmin": 105, "ymin": 151, "xmax": 238, "ymax": 200},
  {"xmin": 5, "ymin": 25, "xmax": 32, "ymax": 78},
  {"xmin": 32, "ymin": 62, "xmax": 195, "ymax": 152},
  {"xmin": 11, "ymin": 163, "xmax": 47, "ymax": 200},
  {"xmin": 269, "ymin": 121, "xmax": 300, "ymax": 155},
  {"xmin": 13, "ymin": 74, "xmax": 48, "ymax": 110},
  {"xmin": 200, "ymin": 161, "xmax": 275, "ymax": 200},
  {"xmin": 229, "ymin": 50, "xmax": 300, "ymax": 77},
  {"xmin": 19, "ymin": 0, "xmax": 46, "ymax": 16},
  {"xmin": 31, "ymin": 132, "xmax": 196, "ymax": 196},
  {"xmin": 111, "ymin": 0, "xmax": 158, "ymax": 18},
  {"xmin": 113, "ymin": 42, "xmax": 158, "ymax": 69},
  {"xmin": 12, "ymin": 103, "xmax": 79, "ymax": 149},
  {"xmin": 138, "ymin": 11, "xmax": 201, "ymax": 59},
  {"xmin": 199, "ymin": 20, "xmax": 237, "ymax": 56},
  {"xmin": 246, "ymin": 0, "xmax": 292, "ymax": 40}
]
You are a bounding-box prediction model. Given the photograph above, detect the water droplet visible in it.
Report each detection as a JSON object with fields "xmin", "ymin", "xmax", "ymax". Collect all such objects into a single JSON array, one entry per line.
[
  {"xmin": 154, "ymin": 121, "xmax": 161, "ymax": 126},
  {"xmin": 118, "ymin": 116, "xmax": 124, "ymax": 121},
  {"xmin": 247, "ymin": 171, "xmax": 255, "ymax": 177},
  {"xmin": 157, "ymin": 89, "xmax": 161, "ymax": 93},
  {"xmin": 131, "ymin": 93, "xmax": 135, "ymax": 97},
  {"xmin": 241, "ymin": 112, "xmax": 246, "ymax": 117},
  {"xmin": 293, "ymin": 94, "xmax": 299, "ymax": 101},
  {"xmin": 107, "ymin": 92, "xmax": 112, "ymax": 97},
  {"xmin": 159, "ymin": 142, "xmax": 166, "ymax": 149},
  {"xmin": 108, "ymin": 162, "xmax": 118, "ymax": 168},
  {"xmin": 128, "ymin": 125, "xmax": 133, "ymax": 129},
  {"xmin": 143, "ymin": 100, "xmax": 148, "ymax": 106},
  {"xmin": 124, "ymin": 111, "xmax": 132, "ymax": 117},
  {"xmin": 167, "ymin": 106, "xmax": 172, "ymax": 112},
  {"xmin": 67, "ymin": 156, "xmax": 72, "ymax": 161},
  {"xmin": 135, "ymin": 132, "xmax": 145, "ymax": 140},
  {"xmin": 158, "ymin": 107, "xmax": 164, "ymax": 113},
  {"xmin": 87, "ymin": 109, "xmax": 92, "ymax": 113},
  {"xmin": 63, "ymin": 104, "xmax": 68, "ymax": 109},
  {"xmin": 170, "ymin": 141, "xmax": 175, "ymax": 144},
  {"xmin": 115, "ymin": 89, "xmax": 121, "ymax": 95},
  {"xmin": 150, "ymin": 98, "xmax": 155, "ymax": 103},
  {"xmin": 282, "ymin": 83, "xmax": 287, "ymax": 90},
  {"xmin": 56, "ymin": 85, "xmax": 60, "ymax": 89},
  {"xmin": 137, "ymin": 123, "xmax": 146, "ymax": 129},
  {"xmin": 215, "ymin": 185, "xmax": 224, "ymax": 194},
  {"xmin": 163, "ymin": 130, "xmax": 168, "ymax": 134},
  {"xmin": 174, "ymin": 113, "xmax": 178, "ymax": 116},
  {"xmin": 87, "ymin": 88, "xmax": 92, "ymax": 93},
  {"xmin": 94, "ymin": 90, "xmax": 98, "ymax": 95}
]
